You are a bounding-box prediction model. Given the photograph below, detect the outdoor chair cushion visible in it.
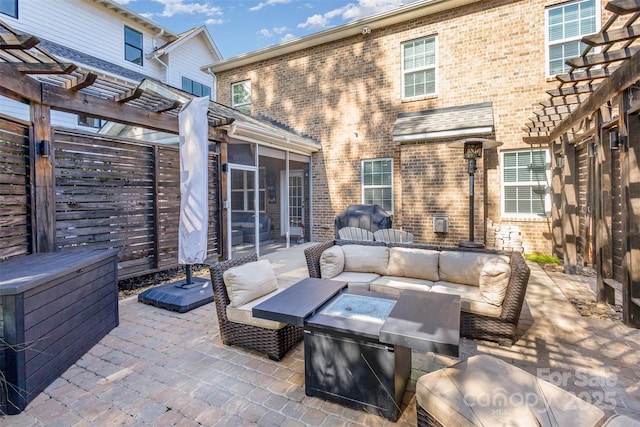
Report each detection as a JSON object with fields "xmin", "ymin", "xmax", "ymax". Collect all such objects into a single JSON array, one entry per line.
[
  {"xmin": 342, "ymin": 244, "xmax": 389, "ymax": 275},
  {"xmin": 386, "ymin": 247, "xmax": 439, "ymax": 281},
  {"xmin": 226, "ymin": 288, "xmax": 289, "ymax": 330},
  {"xmin": 479, "ymin": 257, "xmax": 512, "ymax": 306},
  {"xmin": 223, "ymin": 259, "xmax": 278, "ymax": 307},
  {"xmin": 416, "ymin": 355, "xmax": 606, "ymax": 427},
  {"xmin": 319, "ymin": 245, "xmax": 345, "ymax": 279},
  {"xmin": 439, "ymin": 251, "xmax": 510, "ymax": 287},
  {"xmin": 331, "ymin": 271, "xmax": 381, "ymax": 284}
]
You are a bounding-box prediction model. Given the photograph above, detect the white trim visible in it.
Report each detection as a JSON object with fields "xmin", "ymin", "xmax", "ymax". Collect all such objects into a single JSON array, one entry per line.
[
  {"xmin": 401, "ymin": 34, "xmax": 438, "ymax": 100},
  {"xmin": 392, "ymin": 126, "xmax": 493, "ymax": 142},
  {"xmin": 545, "ymin": 0, "xmax": 601, "ymax": 78},
  {"xmin": 361, "ymin": 158, "xmax": 394, "ymax": 214},
  {"xmin": 500, "ymin": 148, "xmax": 551, "ymax": 218}
]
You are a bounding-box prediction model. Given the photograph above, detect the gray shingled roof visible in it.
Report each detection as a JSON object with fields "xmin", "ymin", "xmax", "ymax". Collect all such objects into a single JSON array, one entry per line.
[
  {"xmin": 392, "ymin": 102, "xmax": 494, "ymax": 142},
  {"xmin": 39, "ymin": 38, "xmax": 152, "ymax": 82}
]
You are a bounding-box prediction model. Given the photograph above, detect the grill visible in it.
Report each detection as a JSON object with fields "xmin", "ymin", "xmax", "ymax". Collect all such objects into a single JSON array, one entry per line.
[{"xmin": 334, "ymin": 204, "xmax": 392, "ymax": 238}]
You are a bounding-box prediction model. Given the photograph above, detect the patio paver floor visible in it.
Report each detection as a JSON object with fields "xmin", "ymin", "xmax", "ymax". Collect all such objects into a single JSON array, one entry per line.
[{"xmin": 2, "ymin": 243, "xmax": 640, "ymax": 425}]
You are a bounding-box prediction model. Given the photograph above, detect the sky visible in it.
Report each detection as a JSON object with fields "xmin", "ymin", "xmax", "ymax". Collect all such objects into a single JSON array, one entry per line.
[{"xmin": 115, "ymin": 0, "xmax": 420, "ymax": 59}]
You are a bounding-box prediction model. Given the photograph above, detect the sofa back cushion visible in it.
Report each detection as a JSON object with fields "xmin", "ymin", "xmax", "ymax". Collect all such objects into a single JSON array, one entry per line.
[
  {"xmin": 386, "ymin": 247, "xmax": 440, "ymax": 281},
  {"xmin": 439, "ymin": 251, "xmax": 510, "ymax": 287},
  {"xmin": 479, "ymin": 257, "xmax": 512, "ymax": 306},
  {"xmin": 223, "ymin": 259, "xmax": 278, "ymax": 307},
  {"xmin": 342, "ymin": 244, "xmax": 389, "ymax": 275},
  {"xmin": 320, "ymin": 245, "xmax": 345, "ymax": 279}
]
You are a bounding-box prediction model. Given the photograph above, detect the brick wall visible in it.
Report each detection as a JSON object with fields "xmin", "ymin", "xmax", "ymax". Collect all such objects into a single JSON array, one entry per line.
[{"xmin": 215, "ymin": 0, "xmax": 611, "ymax": 254}]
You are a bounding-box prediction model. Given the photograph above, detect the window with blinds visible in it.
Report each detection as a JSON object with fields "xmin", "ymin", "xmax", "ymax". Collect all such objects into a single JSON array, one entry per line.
[{"xmin": 502, "ymin": 149, "xmax": 549, "ymax": 216}]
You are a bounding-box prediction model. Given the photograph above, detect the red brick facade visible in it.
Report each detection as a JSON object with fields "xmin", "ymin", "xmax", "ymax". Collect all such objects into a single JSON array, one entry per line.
[{"xmin": 214, "ymin": 0, "xmax": 610, "ymax": 254}]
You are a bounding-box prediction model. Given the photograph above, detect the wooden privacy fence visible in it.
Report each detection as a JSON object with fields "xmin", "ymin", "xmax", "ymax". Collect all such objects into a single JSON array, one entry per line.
[{"xmin": 0, "ymin": 121, "xmax": 221, "ymax": 279}]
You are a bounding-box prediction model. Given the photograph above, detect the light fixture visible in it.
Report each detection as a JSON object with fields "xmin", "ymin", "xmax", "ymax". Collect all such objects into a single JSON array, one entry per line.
[
  {"xmin": 447, "ymin": 138, "xmax": 503, "ymax": 248},
  {"xmin": 555, "ymin": 153, "xmax": 564, "ymax": 169},
  {"xmin": 609, "ymin": 129, "xmax": 619, "ymax": 150},
  {"xmin": 361, "ymin": 26, "xmax": 371, "ymax": 35},
  {"xmin": 37, "ymin": 140, "xmax": 50, "ymax": 157},
  {"xmin": 588, "ymin": 141, "xmax": 598, "ymax": 157}
]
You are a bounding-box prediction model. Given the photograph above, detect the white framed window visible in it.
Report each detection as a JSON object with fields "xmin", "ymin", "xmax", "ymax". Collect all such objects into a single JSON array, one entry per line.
[
  {"xmin": 362, "ymin": 158, "xmax": 393, "ymax": 213},
  {"xmin": 124, "ymin": 26, "xmax": 143, "ymax": 66},
  {"xmin": 546, "ymin": 0, "xmax": 599, "ymax": 76},
  {"xmin": 182, "ymin": 77, "xmax": 211, "ymax": 98},
  {"xmin": 401, "ymin": 35, "xmax": 437, "ymax": 99},
  {"xmin": 501, "ymin": 149, "xmax": 550, "ymax": 217},
  {"xmin": 231, "ymin": 80, "xmax": 251, "ymax": 114}
]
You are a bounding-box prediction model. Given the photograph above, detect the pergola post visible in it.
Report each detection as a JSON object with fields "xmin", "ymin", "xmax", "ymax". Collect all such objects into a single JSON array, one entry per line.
[
  {"xmin": 31, "ymin": 102, "xmax": 56, "ymax": 253},
  {"xmin": 561, "ymin": 134, "xmax": 578, "ymax": 274}
]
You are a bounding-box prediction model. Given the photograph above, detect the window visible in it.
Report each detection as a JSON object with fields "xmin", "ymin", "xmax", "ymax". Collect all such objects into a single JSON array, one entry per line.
[
  {"xmin": 502, "ymin": 149, "xmax": 550, "ymax": 217},
  {"xmin": 547, "ymin": 0, "xmax": 598, "ymax": 76},
  {"xmin": 402, "ymin": 36, "xmax": 436, "ymax": 99},
  {"xmin": 231, "ymin": 168, "xmax": 266, "ymax": 212},
  {"xmin": 124, "ymin": 26, "xmax": 143, "ymax": 65},
  {"xmin": 78, "ymin": 115, "xmax": 103, "ymax": 129},
  {"xmin": 231, "ymin": 80, "xmax": 251, "ymax": 114},
  {"xmin": 362, "ymin": 159, "xmax": 393, "ymax": 213},
  {"xmin": 182, "ymin": 77, "xmax": 211, "ymax": 98},
  {"xmin": 0, "ymin": 0, "xmax": 17, "ymax": 18}
]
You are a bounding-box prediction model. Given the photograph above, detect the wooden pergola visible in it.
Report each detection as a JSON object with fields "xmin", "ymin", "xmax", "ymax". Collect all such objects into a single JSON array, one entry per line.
[
  {"xmin": 523, "ymin": 0, "xmax": 640, "ymax": 327},
  {"xmin": 0, "ymin": 20, "xmax": 244, "ymax": 260}
]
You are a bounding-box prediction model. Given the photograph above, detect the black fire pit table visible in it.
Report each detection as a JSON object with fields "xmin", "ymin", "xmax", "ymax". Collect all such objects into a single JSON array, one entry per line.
[{"xmin": 252, "ymin": 280, "xmax": 461, "ymax": 421}]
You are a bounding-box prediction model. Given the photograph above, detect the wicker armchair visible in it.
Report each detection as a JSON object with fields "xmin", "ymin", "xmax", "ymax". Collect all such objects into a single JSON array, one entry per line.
[{"xmin": 209, "ymin": 254, "xmax": 304, "ymax": 360}]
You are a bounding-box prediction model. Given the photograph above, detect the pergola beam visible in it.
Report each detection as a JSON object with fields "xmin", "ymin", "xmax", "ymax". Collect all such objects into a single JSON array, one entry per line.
[
  {"xmin": 566, "ymin": 45, "xmax": 640, "ymax": 68},
  {"xmin": 582, "ymin": 23, "xmax": 640, "ymax": 46},
  {"xmin": 547, "ymin": 83, "xmax": 599, "ymax": 97},
  {"xmin": 63, "ymin": 72, "xmax": 98, "ymax": 91},
  {"xmin": 548, "ymin": 48, "xmax": 640, "ymax": 142},
  {"xmin": 557, "ymin": 68, "xmax": 613, "ymax": 83},
  {"xmin": 11, "ymin": 62, "xmax": 77, "ymax": 74},
  {"xmin": 606, "ymin": 0, "xmax": 640, "ymax": 15},
  {"xmin": 0, "ymin": 33, "xmax": 39, "ymax": 50}
]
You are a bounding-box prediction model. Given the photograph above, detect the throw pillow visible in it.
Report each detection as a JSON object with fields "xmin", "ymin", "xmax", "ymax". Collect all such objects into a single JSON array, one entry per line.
[
  {"xmin": 342, "ymin": 244, "xmax": 389, "ymax": 275},
  {"xmin": 479, "ymin": 257, "xmax": 512, "ymax": 306},
  {"xmin": 223, "ymin": 259, "xmax": 278, "ymax": 307},
  {"xmin": 387, "ymin": 247, "xmax": 440, "ymax": 281},
  {"xmin": 320, "ymin": 245, "xmax": 345, "ymax": 279}
]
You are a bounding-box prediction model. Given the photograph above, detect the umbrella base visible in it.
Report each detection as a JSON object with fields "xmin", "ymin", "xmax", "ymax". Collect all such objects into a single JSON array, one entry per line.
[{"xmin": 138, "ymin": 277, "xmax": 213, "ymax": 313}]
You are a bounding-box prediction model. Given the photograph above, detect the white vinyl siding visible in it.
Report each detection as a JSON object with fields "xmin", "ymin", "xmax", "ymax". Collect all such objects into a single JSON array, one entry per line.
[
  {"xmin": 402, "ymin": 36, "xmax": 436, "ymax": 99},
  {"xmin": 362, "ymin": 159, "xmax": 393, "ymax": 213},
  {"xmin": 547, "ymin": 0, "xmax": 598, "ymax": 76},
  {"xmin": 502, "ymin": 149, "xmax": 550, "ymax": 217}
]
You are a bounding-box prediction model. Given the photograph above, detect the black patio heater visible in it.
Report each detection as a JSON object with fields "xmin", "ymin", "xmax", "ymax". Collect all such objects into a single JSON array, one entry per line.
[{"xmin": 447, "ymin": 138, "xmax": 502, "ymax": 248}]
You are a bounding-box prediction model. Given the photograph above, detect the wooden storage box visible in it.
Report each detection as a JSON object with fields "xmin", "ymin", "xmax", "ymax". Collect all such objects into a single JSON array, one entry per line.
[{"xmin": 0, "ymin": 248, "xmax": 119, "ymax": 414}]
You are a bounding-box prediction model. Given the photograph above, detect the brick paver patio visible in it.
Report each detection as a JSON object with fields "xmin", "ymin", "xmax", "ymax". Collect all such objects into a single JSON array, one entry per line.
[{"xmin": 2, "ymin": 243, "xmax": 640, "ymax": 426}]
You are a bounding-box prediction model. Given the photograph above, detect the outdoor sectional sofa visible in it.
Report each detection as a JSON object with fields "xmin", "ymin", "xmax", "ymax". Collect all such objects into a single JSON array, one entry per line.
[{"xmin": 304, "ymin": 240, "xmax": 531, "ymax": 345}]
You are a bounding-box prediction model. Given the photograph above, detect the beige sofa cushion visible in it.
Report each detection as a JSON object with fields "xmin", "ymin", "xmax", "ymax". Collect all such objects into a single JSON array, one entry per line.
[
  {"xmin": 223, "ymin": 259, "xmax": 278, "ymax": 307},
  {"xmin": 416, "ymin": 355, "xmax": 606, "ymax": 427},
  {"xmin": 226, "ymin": 288, "xmax": 288, "ymax": 330},
  {"xmin": 386, "ymin": 247, "xmax": 440, "ymax": 281},
  {"xmin": 432, "ymin": 282, "xmax": 502, "ymax": 317},
  {"xmin": 320, "ymin": 245, "xmax": 345, "ymax": 279},
  {"xmin": 342, "ymin": 244, "xmax": 389, "ymax": 275},
  {"xmin": 479, "ymin": 257, "xmax": 512, "ymax": 306},
  {"xmin": 369, "ymin": 276, "xmax": 433, "ymax": 296},
  {"xmin": 438, "ymin": 251, "xmax": 510, "ymax": 287},
  {"xmin": 331, "ymin": 271, "xmax": 380, "ymax": 290}
]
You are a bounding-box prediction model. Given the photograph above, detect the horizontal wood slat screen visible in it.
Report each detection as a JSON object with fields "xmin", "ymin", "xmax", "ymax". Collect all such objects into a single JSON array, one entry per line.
[
  {"xmin": 0, "ymin": 116, "xmax": 32, "ymax": 261},
  {"xmin": 53, "ymin": 129, "xmax": 220, "ymax": 279}
]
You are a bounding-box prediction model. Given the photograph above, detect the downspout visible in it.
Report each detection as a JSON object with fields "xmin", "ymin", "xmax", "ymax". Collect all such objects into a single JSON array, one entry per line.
[
  {"xmin": 149, "ymin": 29, "xmax": 169, "ymax": 83},
  {"xmin": 206, "ymin": 67, "xmax": 217, "ymax": 102}
]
